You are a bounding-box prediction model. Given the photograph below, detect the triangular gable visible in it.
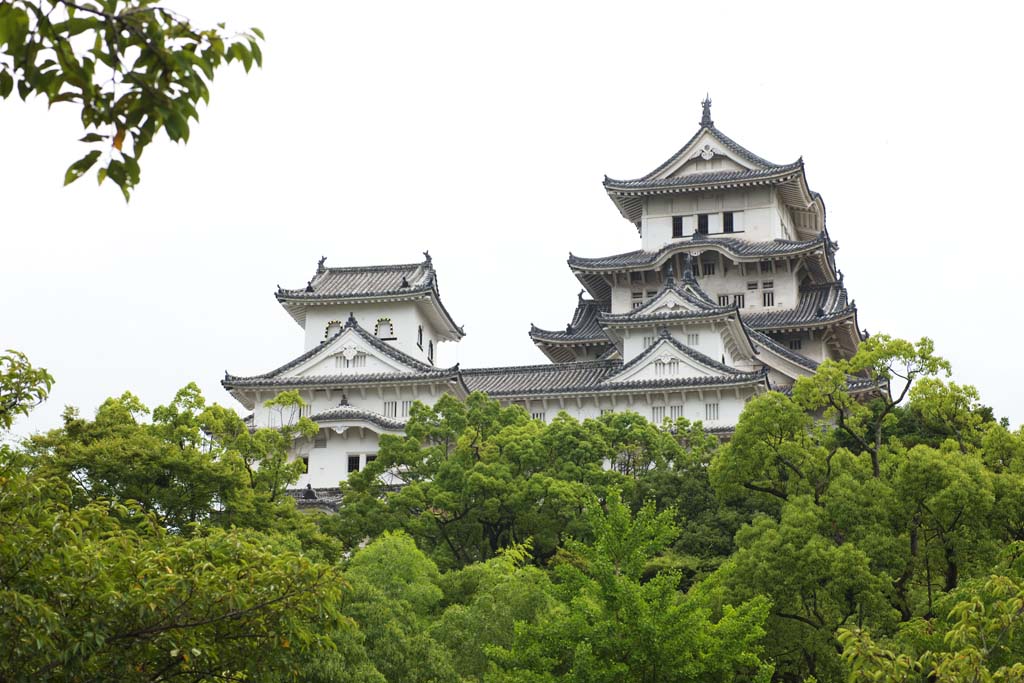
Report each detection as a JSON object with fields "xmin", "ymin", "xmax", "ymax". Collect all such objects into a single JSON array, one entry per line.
[
  {"xmin": 650, "ymin": 128, "xmax": 768, "ymax": 180},
  {"xmin": 604, "ymin": 335, "xmax": 743, "ymax": 385},
  {"xmin": 641, "ymin": 287, "xmax": 714, "ymax": 316},
  {"xmin": 289, "ymin": 329, "xmax": 415, "ymax": 378}
]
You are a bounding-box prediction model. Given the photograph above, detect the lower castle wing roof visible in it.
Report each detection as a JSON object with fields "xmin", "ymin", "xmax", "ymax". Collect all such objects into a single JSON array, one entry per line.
[
  {"xmin": 529, "ymin": 297, "xmax": 611, "ymax": 343},
  {"xmin": 309, "ymin": 406, "xmax": 407, "ymax": 431},
  {"xmin": 743, "ymin": 282, "xmax": 854, "ymax": 331}
]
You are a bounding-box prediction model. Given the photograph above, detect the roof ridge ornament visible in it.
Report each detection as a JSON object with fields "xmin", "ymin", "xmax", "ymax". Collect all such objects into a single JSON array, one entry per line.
[
  {"xmin": 305, "ymin": 279, "xmax": 314, "ymax": 292},
  {"xmin": 338, "ymin": 393, "xmax": 349, "ymax": 406},
  {"xmin": 700, "ymin": 94, "xmax": 713, "ymax": 127},
  {"xmin": 317, "ymin": 255, "xmax": 327, "ymax": 273},
  {"xmin": 422, "ymin": 250, "xmax": 432, "ymax": 265},
  {"xmin": 681, "ymin": 254, "xmax": 695, "ymax": 282},
  {"xmin": 345, "ymin": 312, "xmax": 357, "ymax": 327}
]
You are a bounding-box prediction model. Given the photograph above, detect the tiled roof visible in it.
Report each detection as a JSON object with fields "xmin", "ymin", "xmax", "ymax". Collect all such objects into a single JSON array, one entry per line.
[
  {"xmin": 223, "ymin": 314, "xmax": 459, "ymax": 388},
  {"xmin": 463, "ymin": 333, "xmax": 767, "ymax": 398},
  {"xmin": 744, "ymin": 282, "xmax": 854, "ymax": 331},
  {"xmin": 309, "ymin": 406, "xmax": 406, "ymax": 431},
  {"xmin": 463, "ymin": 360, "xmax": 620, "ymax": 396},
  {"xmin": 604, "ymin": 162, "xmax": 804, "ymax": 192},
  {"xmin": 569, "ymin": 234, "xmax": 830, "ymax": 271},
  {"xmin": 745, "ymin": 328, "xmax": 820, "ymax": 372},
  {"xmin": 223, "ymin": 370, "xmax": 459, "ymax": 389},
  {"xmin": 530, "ymin": 297, "xmax": 611, "ymax": 343},
  {"xmin": 277, "ymin": 260, "xmax": 431, "ymax": 301}
]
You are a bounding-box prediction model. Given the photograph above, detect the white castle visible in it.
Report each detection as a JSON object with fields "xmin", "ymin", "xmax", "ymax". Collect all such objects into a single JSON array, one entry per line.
[{"xmin": 223, "ymin": 99, "xmax": 867, "ymax": 490}]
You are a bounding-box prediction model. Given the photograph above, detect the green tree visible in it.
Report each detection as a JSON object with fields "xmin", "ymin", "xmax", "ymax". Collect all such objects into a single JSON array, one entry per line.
[
  {"xmin": 0, "ymin": 0, "xmax": 262, "ymax": 198},
  {"xmin": 0, "ymin": 349, "xmax": 53, "ymax": 429},
  {"xmin": 490, "ymin": 490, "xmax": 773, "ymax": 683},
  {"xmin": 342, "ymin": 531, "xmax": 460, "ymax": 683},
  {"xmin": 335, "ymin": 393, "xmax": 621, "ymax": 569}
]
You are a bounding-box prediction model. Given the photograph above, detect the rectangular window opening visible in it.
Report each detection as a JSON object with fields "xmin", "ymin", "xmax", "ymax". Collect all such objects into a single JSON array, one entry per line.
[
  {"xmin": 789, "ymin": 339, "xmax": 802, "ymax": 350},
  {"xmin": 705, "ymin": 403, "xmax": 719, "ymax": 421},
  {"xmin": 701, "ymin": 261, "xmax": 716, "ymax": 276},
  {"xmin": 733, "ymin": 294, "xmax": 745, "ymax": 308},
  {"xmin": 383, "ymin": 401, "xmax": 398, "ymax": 418},
  {"xmin": 723, "ymin": 211, "xmax": 734, "ymax": 233},
  {"xmin": 347, "ymin": 455, "xmax": 360, "ymax": 473},
  {"xmin": 652, "ymin": 406, "xmax": 666, "ymax": 423},
  {"xmin": 747, "ymin": 281, "xmax": 758, "ymax": 291},
  {"xmin": 763, "ymin": 291, "xmax": 775, "ymax": 307},
  {"xmin": 718, "ymin": 294, "xmax": 731, "ymax": 306},
  {"xmin": 760, "ymin": 261, "xmax": 774, "ymax": 274},
  {"xmin": 672, "ymin": 215, "xmax": 683, "ymax": 238},
  {"xmin": 697, "ymin": 214, "xmax": 709, "ymax": 234}
]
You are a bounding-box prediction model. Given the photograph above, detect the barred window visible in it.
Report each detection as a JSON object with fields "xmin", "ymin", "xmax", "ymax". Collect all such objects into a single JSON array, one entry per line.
[
  {"xmin": 672, "ymin": 215, "xmax": 683, "ymax": 238},
  {"xmin": 705, "ymin": 403, "xmax": 719, "ymax": 421},
  {"xmin": 383, "ymin": 401, "xmax": 398, "ymax": 418},
  {"xmin": 763, "ymin": 291, "xmax": 775, "ymax": 307},
  {"xmin": 652, "ymin": 406, "xmax": 666, "ymax": 423},
  {"xmin": 670, "ymin": 405, "xmax": 685, "ymax": 420}
]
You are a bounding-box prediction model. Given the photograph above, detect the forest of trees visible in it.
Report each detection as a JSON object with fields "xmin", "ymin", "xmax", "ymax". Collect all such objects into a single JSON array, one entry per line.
[{"xmin": 3, "ymin": 335, "xmax": 1024, "ymax": 683}]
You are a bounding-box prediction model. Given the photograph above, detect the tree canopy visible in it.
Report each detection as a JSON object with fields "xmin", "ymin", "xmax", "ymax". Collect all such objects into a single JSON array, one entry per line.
[{"xmin": 2, "ymin": 336, "xmax": 1023, "ymax": 681}]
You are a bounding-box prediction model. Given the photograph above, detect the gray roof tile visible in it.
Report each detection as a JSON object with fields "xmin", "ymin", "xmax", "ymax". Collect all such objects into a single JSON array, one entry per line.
[{"xmin": 569, "ymin": 234, "xmax": 831, "ymax": 271}]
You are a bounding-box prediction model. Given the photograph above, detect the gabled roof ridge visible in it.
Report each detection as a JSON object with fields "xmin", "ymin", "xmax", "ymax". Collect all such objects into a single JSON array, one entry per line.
[
  {"xmin": 612, "ymin": 330, "xmax": 749, "ymax": 378},
  {"xmin": 630, "ymin": 123, "xmax": 786, "ymax": 184},
  {"xmin": 320, "ymin": 261, "xmax": 424, "ymax": 274}
]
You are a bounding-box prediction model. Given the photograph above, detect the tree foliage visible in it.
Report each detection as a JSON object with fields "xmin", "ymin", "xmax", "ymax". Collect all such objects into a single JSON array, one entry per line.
[
  {"xmin": 3, "ymin": 338, "xmax": 1023, "ymax": 681},
  {"xmin": 0, "ymin": 0, "xmax": 262, "ymax": 199}
]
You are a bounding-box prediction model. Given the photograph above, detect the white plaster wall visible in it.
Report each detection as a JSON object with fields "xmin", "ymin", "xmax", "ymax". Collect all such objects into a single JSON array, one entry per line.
[
  {"xmin": 250, "ymin": 385, "xmax": 458, "ymax": 428},
  {"xmin": 641, "ymin": 188, "xmax": 786, "ymax": 251},
  {"xmin": 516, "ymin": 388, "xmax": 752, "ymax": 428},
  {"xmin": 302, "ymin": 301, "xmax": 448, "ymax": 364},
  {"xmin": 295, "ymin": 426, "xmax": 382, "ymax": 488}
]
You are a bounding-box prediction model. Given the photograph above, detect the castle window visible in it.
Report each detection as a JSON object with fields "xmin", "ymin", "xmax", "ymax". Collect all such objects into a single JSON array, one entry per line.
[
  {"xmin": 643, "ymin": 336, "xmax": 655, "ymax": 347},
  {"xmin": 723, "ymin": 211, "xmax": 734, "ymax": 233},
  {"xmin": 365, "ymin": 454, "xmax": 377, "ymax": 464},
  {"xmin": 632, "ymin": 301, "xmax": 643, "ymax": 309},
  {"xmin": 763, "ymin": 291, "xmax": 775, "ymax": 307},
  {"xmin": 747, "ymin": 281, "xmax": 758, "ymax": 290},
  {"xmin": 300, "ymin": 456, "xmax": 309, "ymax": 473},
  {"xmin": 531, "ymin": 411, "xmax": 546, "ymax": 422},
  {"xmin": 686, "ymin": 333, "xmax": 699, "ymax": 346},
  {"xmin": 670, "ymin": 405, "xmax": 685, "ymax": 420},
  {"xmin": 760, "ymin": 261, "xmax": 774, "ymax": 274},
  {"xmin": 651, "ymin": 406, "xmax": 666, "ymax": 423},
  {"xmin": 375, "ymin": 318, "xmax": 396, "ymax": 339},
  {"xmin": 600, "ymin": 408, "xmax": 613, "ymax": 416},
  {"xmin": 733, "ymin": 294, "xmax": 745, "ymax": 307},
  {"xmin": 417, "ymin": 325, "xmax": 423, "ymax": 349},
  {"xmin": 789, "ymin": 339, "xmax": 802, "ymax": 350},
  {"xmin": 672, "ymin": 215, "xmax": 683, "ymax": 238},
  {"xmin": 384, "ymin": 401, "xmax": 398, "ymax": 418},
  {"xmin": 701, "ymin": 261, "xmax": 716, "ymax": 276},
  {"xmin": 347, "ymin": 455, "xmax": 360, "ymax": 473},
  {"xmin": 718, "ymin": 295, "xmax": 730, "ymax": 306},
  {"xmin": 705, "ymin": 403, "xmax": 719, "ymax": 421},
  {"xmin": 314, "ymin": 430, "xmax": 327, "ymax": 448},
  {"xmin": 697, "ymin": 214, "xmax": 709, "ymax": 234},
  {"xmin": 427, "ymin": 341, "xmax": 434, "ymax": 364},
  {"xmin": 630, "ymin": 271, "xmax": 643, "ymax": 283},
  {"xmin": 646, "ymin": 290, "xmax": 657, "ymax": 298},
  {"xmin": 325, "ymin": 320, "xmax": 343, "ymax": 338},
  {"xmin": 401, "ymin": 400, "xmax": 413, "ymax": 417},
  {"xmin": 762, "ymin": 280, "xmax": 774, "ymax": 289}
]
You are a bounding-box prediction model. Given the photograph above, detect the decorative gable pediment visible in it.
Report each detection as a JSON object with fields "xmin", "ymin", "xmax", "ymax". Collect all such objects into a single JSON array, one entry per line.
[
  {"xmin": 604, "ymin": 337, "xmax": 732, "ymax": 385},
  {"xmin": 655, "ymin": 129, "xmax": 760, "ymax": 180},
  {"xmin": 288, "ymin": 329, "xmax": 418, "ymax": 378},
  {"xmin": 644, "ymin": 288, "xmax": 708, "ymax": 316}
]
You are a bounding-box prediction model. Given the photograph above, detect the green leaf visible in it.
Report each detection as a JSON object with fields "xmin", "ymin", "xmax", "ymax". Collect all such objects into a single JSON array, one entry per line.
[
  {"xmin": 64, "ymin": 150, "xmax": 101, "ymax": 186},
  {"xmin": 0, "ymin": 71, "xmax": 12, "ymax": 98}
]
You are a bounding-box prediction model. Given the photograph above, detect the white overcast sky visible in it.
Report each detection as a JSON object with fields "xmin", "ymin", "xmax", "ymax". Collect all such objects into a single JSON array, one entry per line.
[{"xmin": 3, "ymin": 0, "xmax": 1023, "ymax": 435}]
